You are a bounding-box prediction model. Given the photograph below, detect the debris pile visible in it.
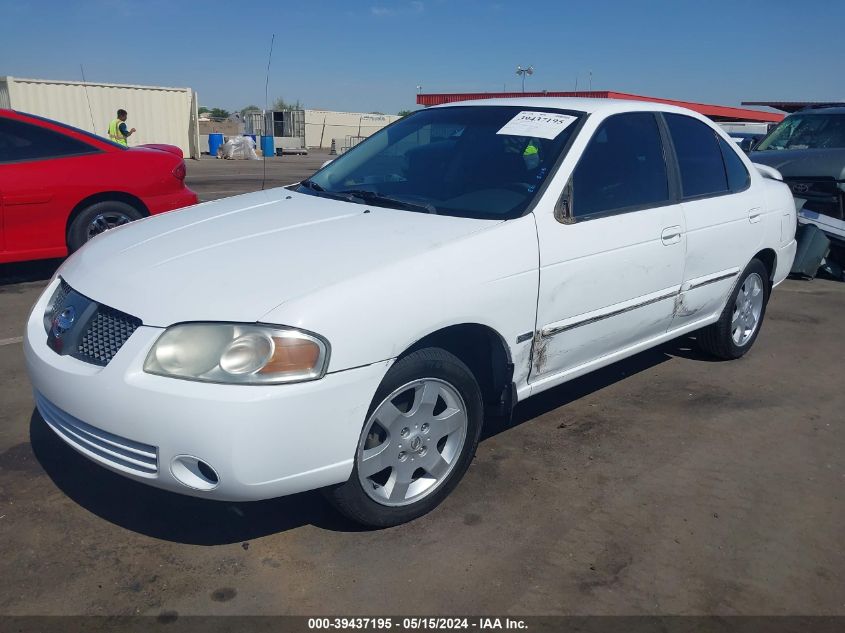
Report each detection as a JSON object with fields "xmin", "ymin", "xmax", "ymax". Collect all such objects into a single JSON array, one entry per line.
[
  {"xmin": 791, "ymin": 222, "xmax": 845, "ymax": 281},
  {"xmin": 220, "ymin": 136, "xmax": 259, "ymax": 160}
]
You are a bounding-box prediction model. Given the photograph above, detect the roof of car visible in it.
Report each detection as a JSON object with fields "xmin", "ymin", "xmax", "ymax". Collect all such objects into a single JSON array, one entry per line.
[
  {"xmin": 794, "ymin": 106, "xmax": 845, "ymax": 115},
  {"xmin": 431, "ymin": 97, "xmax": 710, "ymax": 118}
]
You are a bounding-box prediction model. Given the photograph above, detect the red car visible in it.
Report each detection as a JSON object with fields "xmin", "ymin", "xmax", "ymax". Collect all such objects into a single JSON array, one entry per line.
[{"xmin": 0, "ymin": 109, "xmax": 198, "ymax": 263}]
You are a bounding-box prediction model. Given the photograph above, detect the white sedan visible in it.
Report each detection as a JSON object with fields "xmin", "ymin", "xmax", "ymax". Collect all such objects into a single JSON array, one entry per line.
[{"xmin": 25, "ymin": 98, "xmax": 797, "ymax": 527}]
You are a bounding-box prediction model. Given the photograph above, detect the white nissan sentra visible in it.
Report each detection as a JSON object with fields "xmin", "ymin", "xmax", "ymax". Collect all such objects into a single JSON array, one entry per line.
[{"xmin": 25, "ymin": 99, "xmax": 797, "ymax": 526}]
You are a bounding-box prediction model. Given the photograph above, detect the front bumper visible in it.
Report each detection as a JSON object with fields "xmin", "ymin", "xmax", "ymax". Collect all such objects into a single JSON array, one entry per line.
[{"xmin": 24, "ymin": 279, "xmax": 390, "ymax": 501}]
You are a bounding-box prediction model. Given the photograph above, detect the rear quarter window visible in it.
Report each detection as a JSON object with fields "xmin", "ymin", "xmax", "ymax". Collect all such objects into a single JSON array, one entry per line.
[{"xmin": 718, "ymin": 137, "xmax": 750, "ymax": 192}]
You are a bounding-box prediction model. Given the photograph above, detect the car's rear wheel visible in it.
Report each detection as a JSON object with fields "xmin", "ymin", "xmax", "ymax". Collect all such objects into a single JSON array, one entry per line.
[
  {"xmin": 325, "ymin": 348, "xmax": 483, "ymax": 527},
  {"xmin": 697, "ymin": 258, "xmax": 770, "ymax": 359},
  {"xmin": 67, "ymin": 200, "xmax": 144, "ymax": 252}
]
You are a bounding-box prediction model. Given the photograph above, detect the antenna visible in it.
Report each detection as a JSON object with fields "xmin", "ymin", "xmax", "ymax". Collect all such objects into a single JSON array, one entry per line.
[
  {"xmin": 261, "ymin": 34, "xmax": 275, "ymax": 191},
  {"xmin": 79, "ymin": 64, "xmax": 96, "ymax": 133}
]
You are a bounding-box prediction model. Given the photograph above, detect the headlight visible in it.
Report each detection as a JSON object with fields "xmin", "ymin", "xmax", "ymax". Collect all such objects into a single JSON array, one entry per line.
[
  {"xmin": 43, "ymin": 279, "xmax": 68, "ymax": 333},
  {"xmin": 143, "ymin": 323, "xmax": 330, "ymax": 385}
]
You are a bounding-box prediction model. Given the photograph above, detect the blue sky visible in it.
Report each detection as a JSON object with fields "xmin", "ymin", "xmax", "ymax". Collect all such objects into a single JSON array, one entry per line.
[{"xmin": 1, "ymin": 0, "xmax": 841, "ymax": 115}]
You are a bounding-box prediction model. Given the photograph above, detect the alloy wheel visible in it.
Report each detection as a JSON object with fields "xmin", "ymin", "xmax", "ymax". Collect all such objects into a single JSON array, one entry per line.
[
  {"xmin": 86, "ymin": 211, "xmax": 134, "ymax": 240},
  {"xmin": 731, "ymin": 272, "xmax": 764, "ymax": 346},
  {"xmin": 357, "ymin": 378, "xmax": 468, "ymax": 507}
]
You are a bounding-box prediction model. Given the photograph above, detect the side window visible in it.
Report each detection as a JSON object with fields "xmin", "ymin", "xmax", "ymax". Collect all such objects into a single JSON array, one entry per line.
[
  {"xmin": 0, "ymin": 118, "xmax": 97, "ymax": 163},
  {"xmin": 718, "ymin": 137, "xmax": 750, "ymax": 192},
  {"xmin": 664, "ymin": 114, "xmax": 728, "ymax": 198},
  {"xmin": 571, "ymin": 112, "xmax": 669, "ymax": 219}
]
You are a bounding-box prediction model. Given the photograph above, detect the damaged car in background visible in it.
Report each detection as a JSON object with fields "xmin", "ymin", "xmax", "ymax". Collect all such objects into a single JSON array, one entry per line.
[
  {"xmin": 751, "ymin": 105, "xmax": 845, "ymax": 279},
  {"xmin": 25, "ymin": 99, "xmax": 796, "ymax": 527}
]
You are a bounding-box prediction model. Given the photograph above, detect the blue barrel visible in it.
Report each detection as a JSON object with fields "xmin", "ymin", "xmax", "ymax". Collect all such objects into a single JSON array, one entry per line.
[
  {"xmin": 208, "ymin": 133, "xmax": 224, "ymax": 157},
  {"xmin": 261, "ymin": 135, "xmax": 274, "ymax": 157}
]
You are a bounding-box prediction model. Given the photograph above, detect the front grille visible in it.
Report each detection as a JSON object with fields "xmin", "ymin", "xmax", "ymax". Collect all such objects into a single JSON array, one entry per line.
[
  {"xmin": 46, "ymin": 280, "xmax": 141, "ymax": 366},
  {"xmin": 77, "ymin": 306, "xmax": 141, "ymax": 365},
  {"xmin": 784, "ymin": 178, "xmax": 845, "ymax": 221},
  {"xmin": 784, "ymin": 177, "xmax": 839, "ymax": 196},
  {"xmin": 35, "ymin": 392, "xmax": 158, "ymax": 476}
]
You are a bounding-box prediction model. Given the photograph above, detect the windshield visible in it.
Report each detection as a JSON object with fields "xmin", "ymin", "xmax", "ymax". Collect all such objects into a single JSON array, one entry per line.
[
  {"xmin": 298, "ymin": 105, "xmax": 583, "ymax": 219},
  {"xmin": 756, "ymin": 113, "xmax": 845, "ymax": 151}
]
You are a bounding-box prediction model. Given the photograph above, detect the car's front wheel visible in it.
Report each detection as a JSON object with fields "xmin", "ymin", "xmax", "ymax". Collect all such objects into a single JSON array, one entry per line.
[
  {"xmin": 326, "ymin": 348, "xmax": 483, "ymax": 527},
  {"xmin": 67, "ymin": 200, "xmax": 144, "ymax": 252},
  {"xmin": 697, "ymin": 258, "xmax": 770, "ymax": 359}
]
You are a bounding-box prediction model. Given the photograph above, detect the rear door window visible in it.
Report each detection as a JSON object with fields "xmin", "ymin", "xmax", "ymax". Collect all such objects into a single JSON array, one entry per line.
[
  {"xmin": 571, "ymin": 112, "xmax": 670, "ymax": 219},
  {"xmin": 664, "ymin": 113, "xmax": 729, "ymax": 199},
  {"xmin": 0, "ymin": 118, "xmax": 98, "ymax": 163},
  {"xmin": 718, "ymin": 137, "xmax": 750, "ymax": 192}
]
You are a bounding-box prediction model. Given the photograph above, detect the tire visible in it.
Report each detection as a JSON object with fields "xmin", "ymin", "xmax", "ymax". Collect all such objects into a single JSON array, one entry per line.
[
  {"xmin": 697, "ymin": 258, "xmax": 770, "ymax": 360},
  {"xmin": 67, "ymin": 200, "xmax": 144, "ymax": 252},
  {"xmin": 325, "ymin": 348, "xmax": 483, "ymax": 527}
]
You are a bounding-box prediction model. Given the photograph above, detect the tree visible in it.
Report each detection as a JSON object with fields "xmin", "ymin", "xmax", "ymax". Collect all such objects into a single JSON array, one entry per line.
[
  {"xmin": 240, "ymin": 105, "xmax": 261, "ymax": 115},
  {"xmin": 397, "ymin": 109, "xmax": 415, "ymax": 117},
  {"xmin": 199, "ymin": 107, "xmax": 230, "ymax": 119},
  {"xmin": 271, "ymin": 96, "xmax": 304, "ymax": 111}
]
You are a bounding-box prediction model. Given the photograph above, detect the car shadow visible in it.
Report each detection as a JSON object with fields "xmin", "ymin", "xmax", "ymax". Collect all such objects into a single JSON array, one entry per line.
[
  {"xmin": 0, "ymin": 259, "xmax": 63, "ymax": 286},
  {"xmin": 29, "ymin": 333, "xmax": 721, "ymax": 544}
]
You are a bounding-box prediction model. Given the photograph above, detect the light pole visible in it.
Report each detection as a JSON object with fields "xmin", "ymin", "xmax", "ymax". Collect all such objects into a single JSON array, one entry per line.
[{"xmin": 516, "ymin": 65, "xmax": 534, "ymax": 93}]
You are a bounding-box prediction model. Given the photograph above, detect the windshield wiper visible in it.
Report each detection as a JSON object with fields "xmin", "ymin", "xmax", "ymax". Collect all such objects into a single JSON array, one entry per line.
[
  {"xmin": 339, "ymin": 190, "xmax": 438, "ymax": 214},
  {"xmin": 298, "ymin": 180, "xmax": 363, "ymax": 203},
  {"xmin": 300, "ymin": 178, "xmax": 325, "ymax": 192}
]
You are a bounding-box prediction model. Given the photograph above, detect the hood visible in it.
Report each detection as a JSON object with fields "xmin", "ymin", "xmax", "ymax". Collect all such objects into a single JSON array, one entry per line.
[
  {"xmin": 749, "ymin": 148, "xmax": 845, "ymax": 180},
  {"xmin": 58, "ymin": 189, "xmax": 498, "ymax": 326}
]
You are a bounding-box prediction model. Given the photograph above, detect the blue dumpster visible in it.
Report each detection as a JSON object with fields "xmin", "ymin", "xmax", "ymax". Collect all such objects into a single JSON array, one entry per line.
[
  {"xmin": 260, "ymin": 135, "xmax": 274, "ymax": 158},
  {"xmin": 208, "ymin": 133, "xmax": 224, "ymax": 158}
]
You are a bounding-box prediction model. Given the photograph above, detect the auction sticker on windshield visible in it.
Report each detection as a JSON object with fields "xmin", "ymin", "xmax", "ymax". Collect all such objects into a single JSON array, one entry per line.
[{"xmin": 496, "ymin": 111, "xmax": 578, "ymax": 139}]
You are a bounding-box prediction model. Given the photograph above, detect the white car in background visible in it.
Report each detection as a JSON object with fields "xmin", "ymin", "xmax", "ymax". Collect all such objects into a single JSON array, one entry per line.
[{"xmin": 25, "ymin": 99, "xmax": 797, "ymax": 527}]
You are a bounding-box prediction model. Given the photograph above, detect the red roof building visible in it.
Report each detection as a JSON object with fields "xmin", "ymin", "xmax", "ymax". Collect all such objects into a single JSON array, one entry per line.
[{"xmin": 417, "ymin": 90, "xmax": 783, "ymax": 123}]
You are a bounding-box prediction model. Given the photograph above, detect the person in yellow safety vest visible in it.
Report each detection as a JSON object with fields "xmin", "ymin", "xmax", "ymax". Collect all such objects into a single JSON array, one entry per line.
[
  {"xmin": 523, "ymin": 139, "xmax": 540, "ymax": 170},
  {"xmin": 107, "ymin": 109, "xmax": 136, "ymax": 146}
]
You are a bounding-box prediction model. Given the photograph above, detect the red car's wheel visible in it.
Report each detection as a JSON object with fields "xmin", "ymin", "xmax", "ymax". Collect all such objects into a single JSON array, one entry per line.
[{"xmin": 67, "ymin": 201, "xmax": 144, "ymax": 252}]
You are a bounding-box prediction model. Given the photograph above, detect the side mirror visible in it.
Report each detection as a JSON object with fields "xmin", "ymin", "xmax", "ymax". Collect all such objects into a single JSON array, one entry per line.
[{"xmin": 321, "ymin": 159, "xmax": 333, "ymax": 169}]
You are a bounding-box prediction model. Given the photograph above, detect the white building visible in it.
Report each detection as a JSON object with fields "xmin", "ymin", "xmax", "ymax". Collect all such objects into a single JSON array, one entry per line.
[
  {"xmin": 304, "ymin": 110, "xmax": 401, "ymax": 149},
  {"xmin": 0, "ymin": 76, "xmax": 200, "ymax": 158}
]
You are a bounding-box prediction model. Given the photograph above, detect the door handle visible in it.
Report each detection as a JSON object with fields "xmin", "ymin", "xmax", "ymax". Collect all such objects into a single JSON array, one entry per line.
[
  {"xmin": 748, "ymin": 208, "xmax": 762, "ymax": 223},
  {"xmin": 661, "ymin": 226, "xmax": 682, "ymax": 245}
]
